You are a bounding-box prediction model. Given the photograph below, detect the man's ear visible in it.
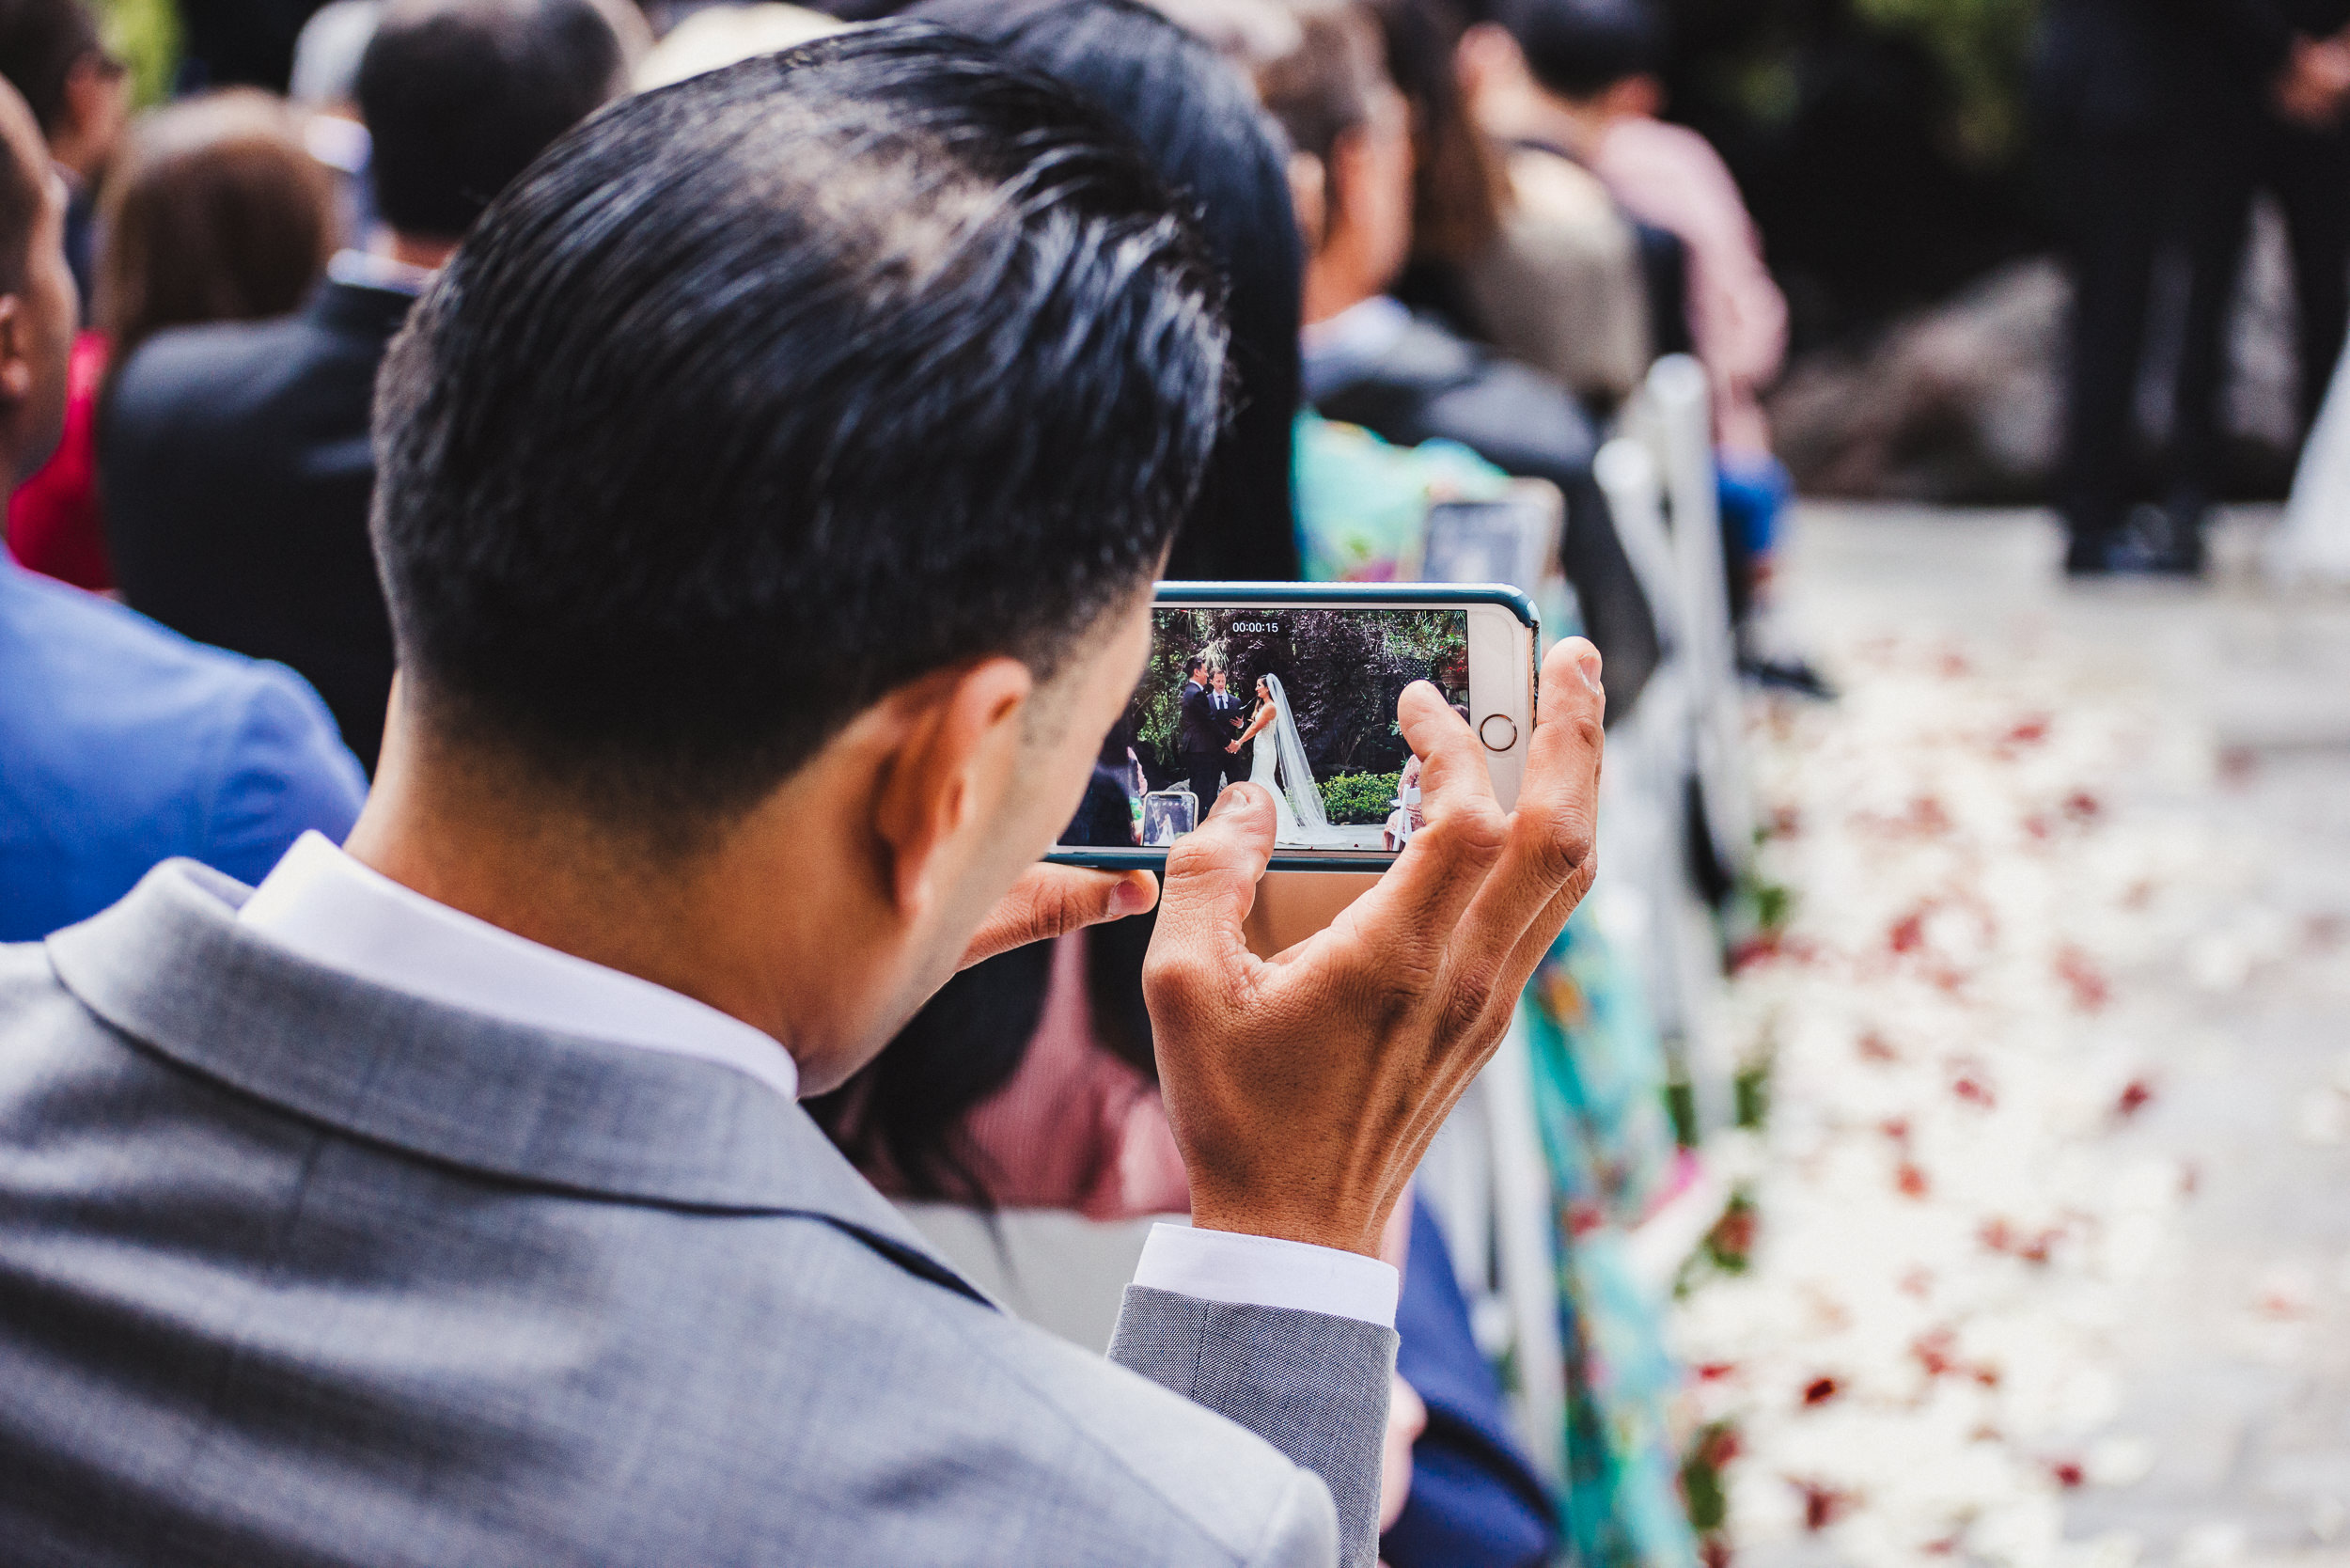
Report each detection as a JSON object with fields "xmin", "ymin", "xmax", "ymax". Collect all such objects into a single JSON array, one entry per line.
[
  {"xmin": 868, "ymin": 656, "xmax": 1035, "ymax": 922},
  {"xmin": 0, "ymin": 294, "xmax": 30, "ymax": 403}
]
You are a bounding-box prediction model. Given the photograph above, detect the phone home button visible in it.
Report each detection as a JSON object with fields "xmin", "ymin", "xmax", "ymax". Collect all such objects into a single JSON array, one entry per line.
[{"xmin": 1479, "ymin": 713, "xmax": 1517, "ymax": 752}]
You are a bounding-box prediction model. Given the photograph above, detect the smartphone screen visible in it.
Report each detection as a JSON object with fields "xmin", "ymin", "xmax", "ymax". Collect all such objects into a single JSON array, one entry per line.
[{"xmin": 1052, "ymin": 587, "xmax": 1534, "ymax": 871}]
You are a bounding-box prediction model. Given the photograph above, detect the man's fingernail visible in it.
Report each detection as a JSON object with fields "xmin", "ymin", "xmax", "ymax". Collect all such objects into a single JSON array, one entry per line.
[
  {"xmin": 1209, "ymin": 785, "xmax": 1237, "ymax": 817},
  {"xmin": 1111, "ymin": 878, "xmax": 1152, "ymax": 916},
  {"xmin": 1576, "ymin": 648, "xmax": 1604, "ymax": 695}
]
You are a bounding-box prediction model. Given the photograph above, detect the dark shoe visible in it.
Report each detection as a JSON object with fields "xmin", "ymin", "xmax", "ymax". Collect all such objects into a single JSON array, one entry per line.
[
  {"xmin": 2152, "ymin": 491, "xmax": 2210, "ymax": 574},
  {"xmin": 2065, "ymin": 531, "xmax": 2125, "ymax": 575},
  {"xmin": 2065, "ymin": 506, "xmax": 2204, "ymax": 577},
  {"xmin": 1739, "ymin": 654, "xmax": 1836, "ymax": 699}
]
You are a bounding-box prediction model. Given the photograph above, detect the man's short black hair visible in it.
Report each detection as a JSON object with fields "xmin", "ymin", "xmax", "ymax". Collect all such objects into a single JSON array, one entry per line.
[
  {"xmin": 1500, "ymin": 0, "xmax": 1661, "ymax": 101},
  {"xmin": 1184, "ymin": 655, "xmax": 1207, "ymax": 677},
  {"xmin": 355, "ymin": 0, "xmax": 621, "ymax": 241},
  {"xmin": 373, "ymin": 25, "xmax": 1229, "ymax": 839},
  {"xmin": 0, "ymin": 0, "xmax": 98, "ymax": 136}
]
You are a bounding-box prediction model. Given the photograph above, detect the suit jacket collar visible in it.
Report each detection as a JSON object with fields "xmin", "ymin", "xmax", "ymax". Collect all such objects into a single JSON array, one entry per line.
[
  {"xmin": 306, "ymin": 276, "xmax": 420, "ymax": 344},
  {"xmin": 45, "ymin": 861, "xmax": 985, "ymax": 1305}
]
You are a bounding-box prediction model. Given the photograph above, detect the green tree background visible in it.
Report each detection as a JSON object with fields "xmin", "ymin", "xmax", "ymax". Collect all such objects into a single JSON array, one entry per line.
[{"xmin": 94, "ymin": 0, "xmax": 178, "ymax": 109}]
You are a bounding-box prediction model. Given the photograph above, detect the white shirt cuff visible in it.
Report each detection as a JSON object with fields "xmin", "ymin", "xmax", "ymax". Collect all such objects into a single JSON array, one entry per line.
[{"xmin": 1130, "ymin": 1221, "xmax": 1400, "ymax": 1328}]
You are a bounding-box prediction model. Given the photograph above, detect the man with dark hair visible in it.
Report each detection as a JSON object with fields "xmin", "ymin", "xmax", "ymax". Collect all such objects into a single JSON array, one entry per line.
[
  {"xmin": 1179, "ymin": 654, "xmax": 1241, "ymax": 808},
  {"xmin": 0, "ymin": 0, "xmax": 124, "ymax": 304},
  {"xmin": 0, "ymin": 74, "xmax": 363, "ymax": 940},
  {"xmin": 102, "ymin": 0, "xmax": 622, "ymax": 770},
  {"xmin": 1497, "ymin": 0, "xmax": 1658, "ymax": 98},
  {"xmin": 0, "ymin": 28, "xmax": 1606, "ymax": 1567}
]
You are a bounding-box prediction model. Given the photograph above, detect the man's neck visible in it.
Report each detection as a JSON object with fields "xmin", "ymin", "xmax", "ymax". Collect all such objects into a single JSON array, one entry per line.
[{"xmin": 341, "ymin": 706, "xmax": 883, "ymax": 1070}]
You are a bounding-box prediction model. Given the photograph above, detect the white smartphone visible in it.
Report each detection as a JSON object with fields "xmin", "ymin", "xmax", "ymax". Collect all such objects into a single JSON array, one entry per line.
[{"xmin": 1051, "ymin": 583, "xmax": 1539, "ymax": 872}]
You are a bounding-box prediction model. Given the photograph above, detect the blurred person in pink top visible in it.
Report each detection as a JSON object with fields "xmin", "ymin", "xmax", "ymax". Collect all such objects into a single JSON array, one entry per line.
[
  {"xmin": 1465, "ymin": 0, "xmax": 1783, "ymax": 461},
  {"xmin": 1465, "ymin": 0, "xmax": 1816, "ymax": 686}
]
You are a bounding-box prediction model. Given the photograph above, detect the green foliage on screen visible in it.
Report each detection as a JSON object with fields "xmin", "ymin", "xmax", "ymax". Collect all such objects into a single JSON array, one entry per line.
[{"xmin": 1320, "ymin": 772, "xmax": 1403, "ymax": 827}]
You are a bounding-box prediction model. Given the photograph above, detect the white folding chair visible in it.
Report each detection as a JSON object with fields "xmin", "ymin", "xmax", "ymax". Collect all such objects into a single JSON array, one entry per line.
[{"xmin": 1623, "ymin": 355, "xmax": 1754, "ymax": 886}]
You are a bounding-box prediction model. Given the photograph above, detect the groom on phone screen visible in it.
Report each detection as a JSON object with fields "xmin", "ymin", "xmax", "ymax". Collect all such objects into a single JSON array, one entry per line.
[{"xmin": 1179, "ymin": 656, "xmax": 1238, "ymax": 818}]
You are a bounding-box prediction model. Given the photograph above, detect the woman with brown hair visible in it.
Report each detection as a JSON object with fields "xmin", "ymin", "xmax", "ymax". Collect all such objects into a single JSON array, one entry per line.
[
  {"xmin": 7, "ymin": 89, "xmax": 333, "ymax": 590},
  {"xmin": 1372, "ymin": 0, "xmax": 1650, "ymax": 404}
]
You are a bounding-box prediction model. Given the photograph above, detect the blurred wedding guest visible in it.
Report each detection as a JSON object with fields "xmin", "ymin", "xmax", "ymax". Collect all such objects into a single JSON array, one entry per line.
[
  {"xmin": 290, "ymin": 0, "xmax": 383, "ymax": 109},
  {"xmin": 1484, "ymin": 0, "xmax": 1804, "ymax": 666},
  {"xmin": 0, "ymin": 0, "xmax": 125, "ymax": 306},
  {"xmin": 2036, "ymin": 0, "xmax": 2350, "ymax": 576},
  {"xmin": 1385, "ymin": 1200, "xmax": 1558, "ymax": 1568},
  {"xmin": 1250, "ymin": 0, "xmax": 1659, "ymax": 714},
  {"xmin": 101, "ymin": 0, "xmax": 623, "ymax": 772},
  {"xmin": 0, "ymin": 29, "xmax": 1609, "ymax": 1563},
  {"xmin": 911, "ymin": 0, "xmax": 1306, "ymax": 582},
  {"xmin": 288, "ymin": 0, "xmax": 384, "ymax": 235},
  {"xmin": 0, "ymin": 81, "xmax": 362, "ymax": 941},
  {"xmin": 1489, "ymin": 0, "xmax": 1784, "ymax": 467},
  {"xmin": 1371, "ymin": 0, "xmax": 1648, "ymax": 405},
  {"xmin": 815, "ymin": 929, "xmax": 1186, "ymax": 1215},
  {"xmin": 8, "ymin": 90, "xmax": 334, "ymax": 591}
]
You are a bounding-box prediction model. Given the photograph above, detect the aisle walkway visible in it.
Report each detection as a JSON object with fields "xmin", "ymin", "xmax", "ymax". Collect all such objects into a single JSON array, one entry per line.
[{"xmin": 1693, "ymin": 505, "xmax": 2350, "ymax": 1568}]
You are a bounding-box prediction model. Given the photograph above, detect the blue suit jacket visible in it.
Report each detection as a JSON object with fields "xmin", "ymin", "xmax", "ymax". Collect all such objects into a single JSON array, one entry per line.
[{"xmin": 0, "ymin": 558, "xmax": 364, "ymax": 940}]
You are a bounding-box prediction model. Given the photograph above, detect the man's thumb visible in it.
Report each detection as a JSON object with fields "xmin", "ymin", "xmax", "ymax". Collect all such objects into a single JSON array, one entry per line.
[
  {"xmin": 1152, "ymin": 784, "xmax": 1278, "ymax": 963},
  {"xmin": 957, "ymin": 865, "xmax": 1158, "ymax": 970}
]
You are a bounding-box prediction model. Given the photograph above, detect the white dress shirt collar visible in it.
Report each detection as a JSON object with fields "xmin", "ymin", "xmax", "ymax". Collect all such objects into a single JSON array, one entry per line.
[
  {"xmin": 326, "ymin": 247, "xmax": 437, "ymax": 298},
  {"xmin": 238, "ymin": 833, "xmax": 799, "ymax": 1102}
]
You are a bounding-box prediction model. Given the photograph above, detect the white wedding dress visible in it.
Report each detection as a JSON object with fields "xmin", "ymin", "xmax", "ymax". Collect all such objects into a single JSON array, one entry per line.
[
  {"xmin": 1248, "ymin": 724, "xmax": 1305, "ymax": 842},
  {"xmin": 1245, "ymin": 675, "xmax": 1354, "ymax": 847}
]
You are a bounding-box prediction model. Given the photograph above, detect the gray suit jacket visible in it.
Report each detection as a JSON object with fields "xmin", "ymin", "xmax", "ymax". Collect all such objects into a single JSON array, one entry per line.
[{"xmin": 0, "ymin": 864, "xmax": 1397, "ymax": 1566}]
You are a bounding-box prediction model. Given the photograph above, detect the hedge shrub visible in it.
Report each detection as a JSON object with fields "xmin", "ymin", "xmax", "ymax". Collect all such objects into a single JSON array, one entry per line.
[{"xmin": 1321, "ymin": 771, "xmax": 1402, "ymax": 827}]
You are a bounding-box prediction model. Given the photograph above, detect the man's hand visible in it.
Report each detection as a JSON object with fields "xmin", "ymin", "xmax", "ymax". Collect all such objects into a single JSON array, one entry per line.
[
  {"xmin": 959, "ymin": 864, "xmax": 1156, "ymax": 969},
  {"xmin": 1225, "ymin": 742, "xmax": 1241, "ymax": 753},
  {"xmin": 1145, "ymin": 636, "xmax": 1606, "ymax": 1256}
]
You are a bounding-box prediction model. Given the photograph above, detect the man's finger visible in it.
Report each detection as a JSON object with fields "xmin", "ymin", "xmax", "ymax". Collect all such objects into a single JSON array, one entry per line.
[
  {"xmin": 959, "ymin": 864, "xmax": 1158, "ymax": 969},
  {"xmin": 1145, "ymin": 783, "xmax": 1277, "ymax": 1003},
  {"xmin": 1457, "ymin": 636, "xmax": 1606, "ymax": 962},
  {"xmin": 1343, "ymin": 680, "xmax": 1509, "ymax": 955}
]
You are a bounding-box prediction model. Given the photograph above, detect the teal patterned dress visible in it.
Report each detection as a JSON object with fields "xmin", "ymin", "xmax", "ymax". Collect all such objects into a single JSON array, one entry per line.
[{"xmin": 1523, "ymin": 913, "xmax": 1697, "ymax": 1568}]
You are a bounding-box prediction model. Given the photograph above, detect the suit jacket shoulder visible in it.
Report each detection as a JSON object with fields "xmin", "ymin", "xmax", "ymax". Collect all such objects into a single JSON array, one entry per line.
[{"xmin": 0, "ymin": 869, "xmax": 1351, "ymax": 1568}]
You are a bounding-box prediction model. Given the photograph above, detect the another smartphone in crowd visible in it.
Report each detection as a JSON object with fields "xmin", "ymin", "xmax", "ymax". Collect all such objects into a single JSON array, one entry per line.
[
  {"xmin": 1050, "ymin": 583, "xmax": 1538, "ymax": 873},
  {"xmin": 1418, "ymin": 481, "xmax": 1562, "ymax": 594}
]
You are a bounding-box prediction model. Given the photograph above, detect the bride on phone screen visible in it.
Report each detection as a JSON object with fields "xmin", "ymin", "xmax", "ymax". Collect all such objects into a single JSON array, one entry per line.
[{"xmin": 1233, "ymin": 674, "xmax": 1350, "ymax": 846}]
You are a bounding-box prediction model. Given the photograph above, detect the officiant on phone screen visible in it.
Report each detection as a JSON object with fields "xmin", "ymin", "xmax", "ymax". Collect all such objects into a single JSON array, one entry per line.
[{"xmin": 1179, "ymin": 656, "xmax": 1245, "ymax": 810}]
